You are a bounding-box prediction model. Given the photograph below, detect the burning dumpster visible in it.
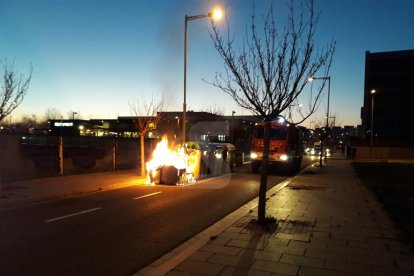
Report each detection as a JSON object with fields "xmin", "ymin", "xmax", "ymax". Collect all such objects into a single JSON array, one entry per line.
[
  {"xmin": 146, "ymin": 136, "xmax": 198, "ymax": 185},
  {"xmin": 157, "ymin": 165, "xmax": 179, "ymax": 185},
  {"xmin": 146, "ymin": 137, "xmax": 236, "ymax": 185}
]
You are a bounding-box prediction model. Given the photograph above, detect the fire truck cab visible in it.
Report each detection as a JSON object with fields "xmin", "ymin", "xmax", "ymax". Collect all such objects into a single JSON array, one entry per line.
[{"xmin": 250, "ymin": 118, "xmax": 304, "ymax": 174}]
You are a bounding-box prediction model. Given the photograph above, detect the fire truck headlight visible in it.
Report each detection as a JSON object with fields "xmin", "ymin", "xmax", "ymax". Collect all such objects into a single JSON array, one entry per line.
[
  {"xmin": 280, "ymin": 154, "xmax": 288, "ymax": 161},
  {"xmin": 251, "ymin": 152, "xmax": 258, "ymax": 159}
]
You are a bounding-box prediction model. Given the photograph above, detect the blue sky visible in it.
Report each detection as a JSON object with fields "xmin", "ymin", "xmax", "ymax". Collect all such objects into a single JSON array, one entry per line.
[{"xmin": 1, "ymin": 0, "xmax": 413, "ymax": 127}]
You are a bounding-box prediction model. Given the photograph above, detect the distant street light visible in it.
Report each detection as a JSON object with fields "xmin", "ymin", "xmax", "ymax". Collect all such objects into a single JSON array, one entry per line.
[
  {"xmin": 308, "ymin": 76, "xmax": 331, "ymax": 166},
  {"xmin": 231, "ymin": 111, "xmax": 236, "ymax": 143},
  {"xmin": 175, "ymin": 116, "xmax": 180, "ymax": 139},
  {"xmin": 183, "ymin": 7, "xmax": 223, "ymax": 143},
  {"xmin": 370, "ymin": 89, "xmax": 376, "ymax": 150}
]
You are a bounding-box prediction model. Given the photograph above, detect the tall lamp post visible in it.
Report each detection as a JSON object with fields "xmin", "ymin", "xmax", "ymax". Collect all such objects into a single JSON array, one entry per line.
[
  {"xmin": 175, "ymin": 116, "xmax": 180, "ymax": 139},
  {"xmin": 183, "ymin": 8, "xmax": 223, "ymax": 143},
  {"xmin": 9, "ymin": 115, "xmax": 13, "ymax": 134},
  {"xmin": 231, "ymin": 110, "xmax": 236, "ymax": 143},
  {"xmin": 370, "ymin": 89, "xmax": 376, "ymax": 151},
  {"xmin": 308, "ymin": 76, "xmax": 331, "ymax": 166}
]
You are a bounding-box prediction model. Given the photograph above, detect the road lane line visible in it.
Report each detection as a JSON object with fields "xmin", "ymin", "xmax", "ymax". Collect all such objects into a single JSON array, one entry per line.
[
  {"xmin": 133, "ymin": 191, "xmax": 162, "ymax": 200},
  {"xmin": 185, "ymin": 174, "xmax": 231, "ymax": 186},
  {"xmin": 45, "ymin": 207, "xmax": 101, "ymax": 223}
]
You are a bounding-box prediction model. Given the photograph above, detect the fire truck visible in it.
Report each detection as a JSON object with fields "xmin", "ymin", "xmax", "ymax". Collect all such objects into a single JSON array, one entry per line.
[{"xmin": 250, "ymin": 117, "xmax": 304, "ymax": 174}]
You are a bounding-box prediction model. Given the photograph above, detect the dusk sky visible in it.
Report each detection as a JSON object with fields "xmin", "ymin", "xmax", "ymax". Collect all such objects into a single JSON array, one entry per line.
[{"xmin": 1, "ymin": 0, "xmax": 414, "ymax": 127}]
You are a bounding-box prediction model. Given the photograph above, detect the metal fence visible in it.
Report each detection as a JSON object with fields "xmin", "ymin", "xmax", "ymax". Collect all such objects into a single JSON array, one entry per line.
[{"xmin": 0, "ymin": 134, "xmax": 151, "ymax": 182}]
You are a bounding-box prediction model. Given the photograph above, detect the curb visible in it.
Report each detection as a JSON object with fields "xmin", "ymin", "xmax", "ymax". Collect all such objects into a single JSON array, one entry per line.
[{"xmin": 135, "ymin": 178, "xmax": 291, "ymax": 276}]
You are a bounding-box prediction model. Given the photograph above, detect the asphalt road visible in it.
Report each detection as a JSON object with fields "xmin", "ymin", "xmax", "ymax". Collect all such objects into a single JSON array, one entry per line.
[{"xmin": 0, "ymin": 158, "xmax": 312, "ymax": 276}]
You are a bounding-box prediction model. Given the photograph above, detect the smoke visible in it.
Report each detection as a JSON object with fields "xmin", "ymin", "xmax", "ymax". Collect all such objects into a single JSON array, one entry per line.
[{"xmin": 152, "ymin": 1, "xmax": 192, "ymax": 110}]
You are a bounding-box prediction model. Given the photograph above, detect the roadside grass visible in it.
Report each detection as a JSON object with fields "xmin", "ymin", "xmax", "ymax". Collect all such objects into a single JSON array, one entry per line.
[{"xmin": 352, "ymin": 162, "xmax": 414, "ymax": 249}]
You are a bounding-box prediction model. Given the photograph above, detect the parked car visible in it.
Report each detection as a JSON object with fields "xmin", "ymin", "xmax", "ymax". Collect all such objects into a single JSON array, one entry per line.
[
  {"xmin": 309, "ymin": 147, "xmax": 321, "ymax": 156},
  {"xmin": 309, "ymin": 147, "xmax": 331, "ymax": 157}
]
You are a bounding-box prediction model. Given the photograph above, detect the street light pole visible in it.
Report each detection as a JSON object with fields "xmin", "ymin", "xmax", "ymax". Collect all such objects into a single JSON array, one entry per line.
[
  {"xmin": 183, "ymin": 9, "xmax": 223, "ymax": 144},
  {"xmin": 231, "ymin": 111, "xmax": 236, "ymax": 143},
  {"xmin": 183, "ymin": 16, "xmax": 188, "ymax": 144},
  {"xmin": 325, "ymin": 77, "xmax": 331, "ymax": 163},
  {"xmin": 308, "ymin": 76, "xmax": 331, "ymax": 166},
  {"xmin": 370, "ymin": 89, "xmax": 376, "ymax": 151}
]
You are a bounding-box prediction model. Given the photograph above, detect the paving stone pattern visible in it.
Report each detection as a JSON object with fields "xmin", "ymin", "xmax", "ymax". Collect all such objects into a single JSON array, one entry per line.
[{"xmin": 168, "ymin": 160, "xmax": 414, "ymax": 275}]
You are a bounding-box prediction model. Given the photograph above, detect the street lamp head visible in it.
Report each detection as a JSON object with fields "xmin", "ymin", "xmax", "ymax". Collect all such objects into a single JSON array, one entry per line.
[
  {"xmin": 308, "ymin": 76, "xmax": 330, "ymax": 81},
  {"xmin": 370, "ymin": 89, "xmax": 376, "ymax": 95},
  {"xmin": 209, "ymin": 8, "xmax": 223, "ymax": 21}
]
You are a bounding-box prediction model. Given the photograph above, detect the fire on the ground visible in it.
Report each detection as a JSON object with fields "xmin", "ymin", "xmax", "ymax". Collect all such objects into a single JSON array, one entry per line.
[{"xmin": 146, "ymin": 136, "xmax": 201, "ymax": 185}]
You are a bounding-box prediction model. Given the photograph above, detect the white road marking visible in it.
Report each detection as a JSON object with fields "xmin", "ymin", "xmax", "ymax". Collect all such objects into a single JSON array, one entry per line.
[
  {"xmin": 133, "ymin": 191, "xmax": 162, "ymax": 200},
  {"xmin": 45, "ymin": 207, "xmax": 101, "ymax": 223}
]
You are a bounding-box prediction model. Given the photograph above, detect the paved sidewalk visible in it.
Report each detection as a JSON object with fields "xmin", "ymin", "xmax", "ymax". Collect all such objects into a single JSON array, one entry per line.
[
  {"xmin": 139, "ymin": 159, "xmax": 414, "ymax": 275},
  {"xmin": 0, "ymin": 169, "xmax": 146, "ymax": 210}
]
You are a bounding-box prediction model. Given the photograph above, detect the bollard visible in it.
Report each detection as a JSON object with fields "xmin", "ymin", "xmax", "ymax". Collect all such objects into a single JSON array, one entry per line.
[
  {"xmin": 59, "ymin": 136, "xmax": 63, "ymax": 175},
  {"xmin": 112, "ymin": 140, "xmax": 117, "ymax": 171}
]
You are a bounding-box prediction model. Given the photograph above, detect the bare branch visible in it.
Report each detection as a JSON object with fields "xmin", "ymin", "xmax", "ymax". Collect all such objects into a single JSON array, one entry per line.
[
  {"xmin": 0, "ymin": 58, "xmax": 32, "ymax": 122},
  {"xmin": 208, "ymin": 0, "xmax": 335, "ymax": 224},
  {"xmin": 129, "ymin": 95, "xmax": 165, "ymax": 176},
  {"xmin": 209, "ymin": 0, "xmax": 335, "ymax": 123},
  {"xmin": 199, "ymin": 104, "xmax": 225, "ymax": 116},
  {"xmin": 128, "ymin": 95, "xmax": 165, "ymax": 136}
]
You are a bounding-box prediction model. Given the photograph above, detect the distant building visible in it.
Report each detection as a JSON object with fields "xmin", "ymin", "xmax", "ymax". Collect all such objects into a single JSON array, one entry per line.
[
  {"xmin": 46, "ymin": 112, "xmax": 259, "ymax": 153},
  {"xmin": 343, "ymin": 125, "xmax": 360, "ymax": 137},
  {"xmin": 331, "ymin": 126, "xmax": 342, "ymax": 140},
  {"xmin": 361, "ymin": 49, "xmax": 414, "ymax": 143}
]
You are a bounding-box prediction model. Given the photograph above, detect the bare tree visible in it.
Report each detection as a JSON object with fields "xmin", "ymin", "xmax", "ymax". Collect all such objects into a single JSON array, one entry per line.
[
  {"xmin": 20, "ymin": 114, "xmax": 37, "ymax": 129},
  {"xmin": 0, "ymin": 58, "xmax": 32, "ymax": 122},
  {"xmin": 129, "ymin": 96, "xmax": 165, "ymax": 176},
  {"xmin": 199, "ymin": 103, "xmax": 225, "ymax": 116},
  {"xmin": 33, "ymin": 108, "xmax": 64, "ymax": 129},
  {"xmin": 44, "ymin": 108, "xmax": 63, "ymax": 120},
  {"xmin": 210, "ymin": 0, "xmax": 335, "ymax": 224}
]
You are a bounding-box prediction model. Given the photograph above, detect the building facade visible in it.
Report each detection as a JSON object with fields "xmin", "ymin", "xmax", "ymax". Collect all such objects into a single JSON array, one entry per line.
[{"xmin": 361, "ymin": 49, "xmax": 414, "ymax": 143}]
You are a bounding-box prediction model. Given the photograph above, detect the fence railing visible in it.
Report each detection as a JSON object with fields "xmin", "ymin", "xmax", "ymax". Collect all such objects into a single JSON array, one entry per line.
[{"xmin": 0, "ymin": 134, "xmax": 152, "ymax": 183}]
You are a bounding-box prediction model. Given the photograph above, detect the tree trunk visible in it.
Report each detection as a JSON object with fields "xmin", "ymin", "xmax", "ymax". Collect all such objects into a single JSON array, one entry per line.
[
  {"xmin": 140, "ymin": 135, "xmax": 145, "ymax": 176},
  {"xmin": 258, "ymin": 121, "xmax": 270, "ymax": 224}
]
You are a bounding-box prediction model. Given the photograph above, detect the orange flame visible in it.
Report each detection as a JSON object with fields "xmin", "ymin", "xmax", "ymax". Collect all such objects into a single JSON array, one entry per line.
[{"xmin": 146, "ymin": 136, "xmax": 199, "ymax": 185}]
